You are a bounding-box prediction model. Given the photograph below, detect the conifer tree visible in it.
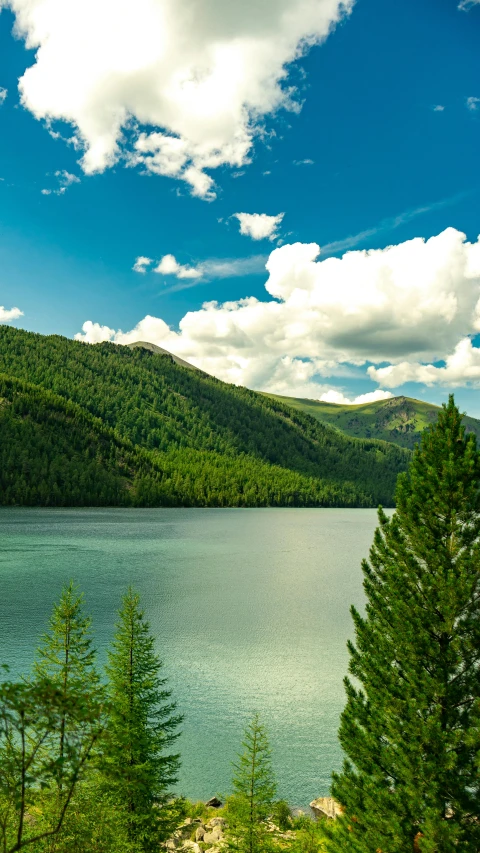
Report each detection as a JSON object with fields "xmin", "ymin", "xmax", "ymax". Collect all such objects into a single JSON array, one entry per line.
[
  {"xmin": 103, "ymin": 588, "xmax": 182, "ymax": 852},
  {"xmin": 225, "ymin": 713, "xmax": 277, "ymax": 853},
  {"xmin": 33, "ymin": 581, "xmax": 102, "ymax": 789},
  {"xmin": 328, "ymin": 397, "xmax": 480, "ymax": 853},
  {"xmin": 0, "ymin": 583, "xmax": 103, "ymax": 852}
]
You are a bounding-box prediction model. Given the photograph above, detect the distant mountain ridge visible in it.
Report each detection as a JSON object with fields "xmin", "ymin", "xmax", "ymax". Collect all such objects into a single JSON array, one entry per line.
[
  {"xmin": 0, "ymin": 326, "xmax": 411, "ymax": 508},
  {"xmin": 263, "ymin": 393, "xmax": 480, "ymax": 450}
]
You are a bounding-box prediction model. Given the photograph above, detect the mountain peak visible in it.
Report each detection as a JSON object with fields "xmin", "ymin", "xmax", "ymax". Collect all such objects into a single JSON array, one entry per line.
[{"xmin": 126, "ymin": 341, "xmax": 204, "ymax": 374}]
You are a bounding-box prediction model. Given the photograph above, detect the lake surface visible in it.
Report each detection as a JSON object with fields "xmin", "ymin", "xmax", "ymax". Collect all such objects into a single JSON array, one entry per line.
[{"xmin": 0, "ymin": 507, "xmax": 380, "ymax": 807}]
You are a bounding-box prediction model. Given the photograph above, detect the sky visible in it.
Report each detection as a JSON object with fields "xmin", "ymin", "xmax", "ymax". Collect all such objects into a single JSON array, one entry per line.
[{"xmin": 1, "ymin": 0, "xmax": 480, "ymax": 412}]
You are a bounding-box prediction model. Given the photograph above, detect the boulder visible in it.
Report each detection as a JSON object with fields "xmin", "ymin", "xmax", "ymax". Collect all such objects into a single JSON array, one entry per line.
[
  {"xmin": 203, "ymin": 827, "xmax": 223, "ymax": 844},
  {"xmin": 206, "ymin": 818, "xmax": 226, "ymax": 828},
  {"xmin": 195, "ymin": 827, "xmax": 205, "ymax": 842},
  {"xmin": 205, "ymin": 797, "xmax": 222, "ymax": 808},
  {"xmin": 309, "ymin": 797, "xmax": 343, "ymax": 820},
  {"xmin": 179, "ymin": 842, "xmax": 202, "ymax": 853}
]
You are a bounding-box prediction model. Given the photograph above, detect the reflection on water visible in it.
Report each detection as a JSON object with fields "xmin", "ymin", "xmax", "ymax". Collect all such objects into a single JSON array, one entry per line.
[{"xmin": 0, "ymin": 507, "xmax": 379, "ymax": 806}]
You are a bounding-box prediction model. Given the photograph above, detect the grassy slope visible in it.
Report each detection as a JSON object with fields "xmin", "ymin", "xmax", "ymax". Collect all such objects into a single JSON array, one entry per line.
[
  {"xmin": 0, "ymin": 327, "xmax": 412, "ymax": 506},
  {"xmin": 263, "ymin": 394, "xmax": 480, "ymax": 450}
]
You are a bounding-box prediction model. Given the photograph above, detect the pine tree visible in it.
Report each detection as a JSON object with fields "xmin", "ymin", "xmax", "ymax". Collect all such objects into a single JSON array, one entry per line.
[
  {"xmin": 33, "ymin": 581, "xmax": 102, "ymax": 789},
  {"xmin": 225, "ymin": 713, "xmax": 277, "ymax": 853},
  {"xmin": 0, "ymin": 584, "xmax": 103, "ymax": 853},
  {"xmin": 103, "ymin": 588, "xmax": 182, "ymax": 852},
  {"xmin": 328, "ymin": 396, "xmax": 480, "ymax": 853}
]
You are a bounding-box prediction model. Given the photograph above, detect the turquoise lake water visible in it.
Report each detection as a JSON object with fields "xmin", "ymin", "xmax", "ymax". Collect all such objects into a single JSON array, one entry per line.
[{"xmin": 0, "ymin": 507, "xmax": 380, "ymax": 807}]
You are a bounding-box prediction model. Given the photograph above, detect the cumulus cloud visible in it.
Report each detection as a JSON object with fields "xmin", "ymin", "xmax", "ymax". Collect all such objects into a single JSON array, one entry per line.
[
  {"xmin": 4, "ymin": 0, "xmax": 353, "ymax": 197},
  {"xmin": 319, "ymin": 389, "xmax": 393, "ymax": 405},
  {"xmin": 76, "ymin": 227, "xmax": 480, "ymax": 395},
  {"xmin": 133, "ymin": 256, "xmax": 153, "ymax": 273},
  {"xmin": 41, "ymin": 169, "xmax": 80, "ymax": 195},
  {"xmin": 154, "ymin": 254, "xmax": 202, "ymax": 279},
  {"xmin": 432, "ymin": 105, "xmax": 444, "ymax": 112},
  {"xmin": 293, "ymin": 158, "xmax": 314, "ymax": 165},
  {"xmin": 369, "ymin": 339, "xmax": 480, "ymax": 388},
  {"xmin": 0, "ymin": 88, "xmax": 7, "ymax": 105},
  {"xmin": 234, "ymin": 212, "xmax": 284, "ymax": 241},
  {"xmin": 75, "ymin": 320, "xmax": 116, "ymax": 344},
  {"xmin": 0, "ymin": 306, "xmax": 23, "ymax": 322},
  {"xmin": 466, "ymin": 96, "xmax": 480, "ymax": 111}
]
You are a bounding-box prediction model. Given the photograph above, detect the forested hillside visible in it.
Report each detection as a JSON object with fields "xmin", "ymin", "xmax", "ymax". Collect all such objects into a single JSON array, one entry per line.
[
  {"xmin": 264, "ymin": 392, "xmax": 480, "ymax": 449},
  {"xmin": 0, "ymin": 326, "xmax": 411, "ymax": 507},
  {"xmin": 0, "ymin": 374, "xmax": 154, "ymax": 506}
]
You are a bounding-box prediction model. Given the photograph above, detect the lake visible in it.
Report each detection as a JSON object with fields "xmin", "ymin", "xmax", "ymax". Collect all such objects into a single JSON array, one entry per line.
[{"xmin": 0, "ymin": 507, "xmax": 380, "ymax": 808}]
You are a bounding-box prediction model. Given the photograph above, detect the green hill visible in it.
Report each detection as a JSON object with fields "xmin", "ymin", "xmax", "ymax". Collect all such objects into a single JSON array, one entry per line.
[
  {"xmin": 0, "ymin": 372, "xmax": 377, "ymax": 508},
  {"xmin": 0, "ymin": 373, "xmax": 150, "ymax": 506},
  {"xmin": 263, "ymin": 394, "xmax": 480, "ymax": 450},
  {"xmin": 0, "ymin": 326, "xmax": 412, "ymax": 507}
]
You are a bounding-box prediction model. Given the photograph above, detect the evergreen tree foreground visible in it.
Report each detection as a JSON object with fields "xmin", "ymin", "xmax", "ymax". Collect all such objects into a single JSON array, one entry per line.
[
  {"xmin": 103, "ymin": 588, "xmax": 183, "ymax": 852},
  {"xmin": 225, "ymin": 713, "xmax": 278, "ymax": 853},
  {"xmin": 328, "ymin": 396, "xmax": 480, "ymax": 853}
]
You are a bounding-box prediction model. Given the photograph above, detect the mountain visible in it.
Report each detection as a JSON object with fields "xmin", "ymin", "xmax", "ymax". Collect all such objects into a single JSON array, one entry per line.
[
  {"xmin": 263, "ymin": 394, "xmax": 480, "ymax": 450},
  {"xmin": 127, "ymin": 340, "xmax": 205, "ymax": 373},
  {"xmin": 1, "ymin": 372, "xmax": 375, "ymax": 508},
  {"xmin": 0, "ymin": 326, "xmax": 411, "ymax": 507}
]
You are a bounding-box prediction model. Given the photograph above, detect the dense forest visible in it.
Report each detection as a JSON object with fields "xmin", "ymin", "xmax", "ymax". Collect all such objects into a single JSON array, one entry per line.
[{"xmin": 0, "ymin": 326, "xmax": 411, "ymax": 507}]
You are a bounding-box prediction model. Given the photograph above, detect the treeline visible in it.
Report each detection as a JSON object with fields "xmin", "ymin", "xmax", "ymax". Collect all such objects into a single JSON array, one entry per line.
[
  {"xmin": 0, "ymin": 326, "xmax": 411, "ymax": 507},
  {"xmin": 0, "ymin": 374, "xmax": 371, "ymax": 507}
]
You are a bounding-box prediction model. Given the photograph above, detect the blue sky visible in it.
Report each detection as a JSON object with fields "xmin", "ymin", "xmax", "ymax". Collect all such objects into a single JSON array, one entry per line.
[{"xmin": 1, "ymin": 0, "xmax": 480, "ymax": 412}]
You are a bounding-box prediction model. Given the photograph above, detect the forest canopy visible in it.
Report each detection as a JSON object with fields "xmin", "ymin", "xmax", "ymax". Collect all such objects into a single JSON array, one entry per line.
[{"xmin": 0, "ymin": 326, "xmax": 410, "ymax": 507}]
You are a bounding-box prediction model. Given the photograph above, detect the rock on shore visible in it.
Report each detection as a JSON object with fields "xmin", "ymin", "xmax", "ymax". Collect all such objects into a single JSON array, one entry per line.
[{"xmin": 309, "ymin": 797, "xmax": 343, "ymax": 819}]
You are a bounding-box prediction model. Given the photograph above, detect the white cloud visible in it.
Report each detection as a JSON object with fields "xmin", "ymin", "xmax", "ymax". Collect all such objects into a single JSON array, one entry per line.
[
  {"xmin": 56, "ymin": 169, "xmax": 80, "ymax": 188},
  {"xmin": 293, "ymin": 158, "xmax": 314, "ymax": 165},
  {"xmin": 76, "ymin": 227, "xmax": 480, "ymax": 395},
  {"xmin": 198, "ymin": 256, "xmax": 267, "ymax": 282},
  {"xmin": 133, "ymin": 256, "xmax": 153, "ymax": 273},
  {"xmin": 0, "ymin": 88, "xmax": 7, "ymax": 105},
  {"xmin": 75, "ymin": 320, "xmax": 116, "ymax": 344},
  {"xmin": 458, "ymin": 0, "xmax": 480, "ymax": 9},
  {"xmin": 133, "ymin": 252, "xmax": 267, "ymax": 284},
  {"xmin": 369, "ymin": 338, "xmax": 480, "ymax": 388},
  {"xmin": 154, "ymin": 254, "xmax": 202, "ymax": 279},
  {"xmin": 5, "ymin": 0, "xmax": 352, "ymax": 198},
  {"xmin": 41, "ymin": 169, "xmax": 80, "ymax": 195},
  {"xmin": 234, "ymin": 212, "xmax": 284, "ymax": 241},
  {"xmin": 319, "ymin": 389, "xmax": 393, "ymax": 405},
  {"xmin": 0, "ymin": 306, "xmax": 23, "ymax": 322},
  {"xmin": 432, "ymin": 105, "xmax": 444, "ymax": 112},
  {"xmin": 466, "ymin": 96, "xmax": 480, "ymax": 111}
]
